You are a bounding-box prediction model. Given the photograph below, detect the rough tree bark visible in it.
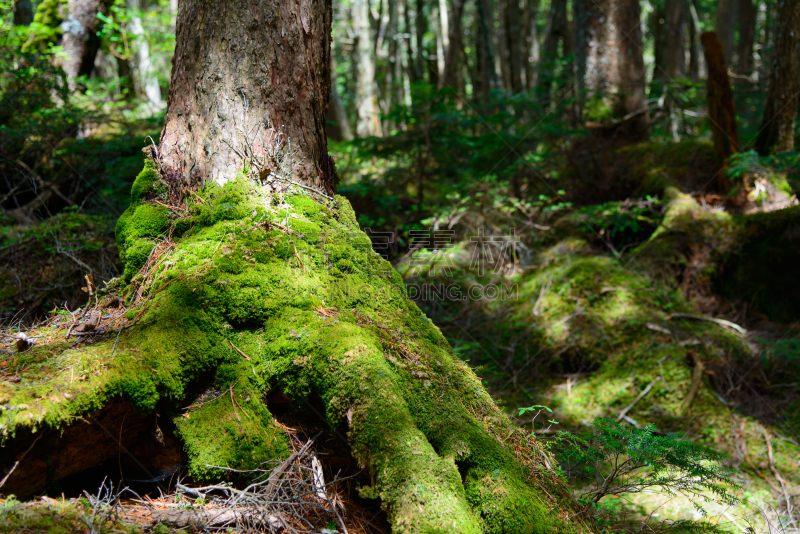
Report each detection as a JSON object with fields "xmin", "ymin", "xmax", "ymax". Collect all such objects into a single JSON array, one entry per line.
[
  {"xmin": 158, "ymin": 0, "xmax": 336, "ymax": 194},
  {"xmin": 701, "ymin": 31, "xmax": 739, "ymax": 188},
  {"xmin": 1, "ymin": 1, "xmax": 588, "ymax": 532},
  {"xmin": 755, "ymin": 0, "xmax": 800, "ymax": 155},
  {"xmin": 574, "ymin": 0, "xmax": 649, "ymax": 141},
  {"xmin": 60, "ymin": 0, "xmax": 111, "ymax": 87}
]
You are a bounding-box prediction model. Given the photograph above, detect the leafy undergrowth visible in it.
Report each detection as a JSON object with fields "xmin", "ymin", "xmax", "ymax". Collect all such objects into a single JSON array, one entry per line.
[
  {"xmin": 403, "ymin": 172, "xmax": 800, "ymax": 533},
  {"xmin": 0, "ymin": 159, "xmax": 591, "ymax": 534}
]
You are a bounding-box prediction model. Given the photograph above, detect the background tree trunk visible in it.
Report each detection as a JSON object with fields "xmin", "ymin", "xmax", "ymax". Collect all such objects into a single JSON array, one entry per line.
[
  {"xmin": 158, "ymin": 0, "xmax": 336, "ymax": 195},
  {"xmin": 575, "ymin": 0, "xmax": 649, "ymax": 140},
  {"xmin": 537, "ymin": 0, "xmax": 568, "ymax": 110},
  {"xmin": 736, "ymin": 0, "xmax": 756, "ymax": 74},
  {"xmin": 714, "ymin": 0, "xmax": 738, "ymax": 64},
  {"xmin": 328, "ymin": 55, "xmax": 354, "ymax": 141},
  {"xmin": 701, "ymin": 31, "xmax": 739, "ymax": 187},
  {"xmin": 523, "ymin": 0, "xmax": 540, "ymax": 89},
  {"xmin": 475, "ymin": 0, "xmax": 499, "ymax": 99},
  {"xmin": 354, "ymin": 0, "xmax": 381, "ymax": 137},
  {"xmin": 127, "ymin": 0, "xmax": 163, "ymax": 110},
  {"xmin": 755, "ymin": 0, "xmax": 800, "ymax": 155},
  {"xmin": 506, "ymin": 0, "xmax": 524, "ymax": 92},
  {"xmin": 60, "ymin": 0, "xmax": 111, "ymax": 87},
  {"xmin": 13, "ymin": 0, "xmax": 33, "ymax": 25},
  {"xmin": 441, "ymin": 0, "xmax": 465, "ymax": 89}
]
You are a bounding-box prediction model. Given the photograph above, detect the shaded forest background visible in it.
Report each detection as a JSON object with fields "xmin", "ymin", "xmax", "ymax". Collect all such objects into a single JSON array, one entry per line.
[{"xmin": 2, "ymin": 0, "xmax": 800, "ymax": 532}]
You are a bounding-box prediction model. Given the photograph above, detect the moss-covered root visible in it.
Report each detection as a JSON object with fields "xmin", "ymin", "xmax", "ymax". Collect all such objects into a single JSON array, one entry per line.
[
  {"xmin": 318, "ymin": 325, "xmax": 482, "ymax": 532},
  {"xmin": 1, "ymin": 172, "xmax": 581, "ymax": 533}
]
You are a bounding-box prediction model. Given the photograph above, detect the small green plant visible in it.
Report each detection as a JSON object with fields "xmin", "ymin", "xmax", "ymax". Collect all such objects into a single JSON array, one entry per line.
[
  {"xmin": 518, "ymin": 404, "xmax": 559, "ymax": 433},
  {"xmin": 555, "ymin": 418, "xmax": 740, "ymax": 514}
]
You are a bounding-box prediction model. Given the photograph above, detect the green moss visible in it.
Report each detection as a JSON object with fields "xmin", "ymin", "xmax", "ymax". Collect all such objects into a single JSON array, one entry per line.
[
  {"xmin": 176, "ymin": 384, "xmax": 290, "ymax": 481},
  {"xmin": 0, "ymin": 166, "xmax": 588, "ymax": 532}
]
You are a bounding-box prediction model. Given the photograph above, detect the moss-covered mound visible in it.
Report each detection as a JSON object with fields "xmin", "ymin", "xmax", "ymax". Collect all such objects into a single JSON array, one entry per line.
[
  {"xmin": 0, "ymin": 160, "xmax": 590, "ymax": 534},
  {"xmin": 403, "ymin": 182, "xmax": 800, "ymax": 532}
]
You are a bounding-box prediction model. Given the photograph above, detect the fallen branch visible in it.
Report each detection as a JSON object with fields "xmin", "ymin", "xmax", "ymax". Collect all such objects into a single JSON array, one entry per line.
[
  {"xmin": 618, "ymin": 377, "xmax": 660, "ymax": 421},
  {"xmin": 680, "ymin": 359, "xmax": 705, "ymax": 415},
  {"xmin": 667, "ymin": 313, "xmax": 746, "ymax": 337}
]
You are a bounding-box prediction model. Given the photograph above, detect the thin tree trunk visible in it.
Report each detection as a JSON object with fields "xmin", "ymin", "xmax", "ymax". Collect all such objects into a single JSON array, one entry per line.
[
  {"xmin": 701, "ymin": 31, "xmax": 739, "ymax": 187},
  {"xmin": 61, "ymin": 0, "xmax": 110, "ymax": 88},
  {"xmin": 506, "ymin": 0, "xmax": 524, "ymax": 93},
  {"xmin": 354, "ymin": 0, "xmax": 381, "ymax": 136},
  {"xmin": 574, "ymin": 0, "xmax": 649, "ymax": 140},
  {"xmin": 388, "ymin": 0, "xmax": 404, "ymax": 110},
  {"xmin": 13, "ymin": 0, "xmax": 33, "ymax": 25},
  {"xmin": 736, "ymin": 0, "xmax": 757, "ymax": 74},
  {"xmin": 127, "ymin": 0, "xmax": 163, "ymax": 110},
  {"xmin": 438, "ymin": 0, "xmax": 450, "ymax": 77},
  {"xmin": 441, "ymin": 0, "xmax": 465, "ymax": 89},
  {"xmin": 538, "ymin": 0, "xmax": 568, "ymax": 110},
  {"xmin": 715, "ymin": 0, "xmax": 738, "ymax": 64},
  {"xmin": 688, "ymin": 0, "xmax": 705, "ymax": 79},
  {"xmin": 158, "ymin": 0, "xmax": 336, "ymax": 194},
  {"xmin": 665, "ymin": 0, "xmax": 686, "ymax": 78},
  {"xmin": 755, "ymin": 0, "xmax": 800, "ymax": 155},
  {"xmin": 523, "ymin": 0, "xmax": 540, "ymax": 89},
  {"xmin": 415, "ymin": 0, "xmax": 427, "ymax": 82},
  {"xmin": 497, "ymin": 0, "xmax": 511, "ymax": 89},
  {"xmin": 476, "ymin": 0, "xmax": 499, "ymax": 98},
  {"xmin": 328, "ymin": 55, "xmax": 354, "ymax": 141}
]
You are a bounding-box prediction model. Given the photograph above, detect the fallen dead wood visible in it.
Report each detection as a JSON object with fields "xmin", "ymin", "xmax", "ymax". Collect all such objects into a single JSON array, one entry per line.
[
  {"xmin": 667, "ymin": 312, "xmax": 747, "ymax": 337},
  {"xmin": 618, "ymin": 377, "xmax": 660, "ymax": 422},
  {"xmin": 150, "ymin": 508, "xmax": 282, "ymax": 529},
  {"xmin": 681, "ymin": 359, "xmax": 705, "ymax": 415}
]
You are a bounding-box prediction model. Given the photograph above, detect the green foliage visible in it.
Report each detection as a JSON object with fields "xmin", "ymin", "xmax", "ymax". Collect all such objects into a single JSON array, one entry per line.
[
  {"xmin": 555, "ymin": 418, "xmax": 739, "ymax": 512},
  {"xmin": 336, "ymin": 83, "xmax": 577, "ymax": 251}
]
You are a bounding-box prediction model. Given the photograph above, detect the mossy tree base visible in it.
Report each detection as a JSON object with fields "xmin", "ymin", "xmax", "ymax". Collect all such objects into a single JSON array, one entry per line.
[{"xmin": 0, "ymin": 163, "xmax": 587, "ymax": 534}]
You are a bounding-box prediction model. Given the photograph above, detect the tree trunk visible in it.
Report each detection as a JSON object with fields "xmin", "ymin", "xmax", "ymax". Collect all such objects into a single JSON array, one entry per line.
[
  {"xmin": 328, "ymin": 55, "xmax": 354, "ymax": 141},
  {"xmin": 441, "ymin": 0, "xmax": 465, "ymax": 89},
  {"xmin": 60, "ymin": 0, "xmax": 110, "ymax": 87},
  {"xmin": 688, "ymin": 0, "xmax": 705, "ymax": 79},
  {"xmin": 158, "ymin": 0, "xmax": 336, "ymax": 194},
  {"xmin": 665, "ymin": 0, "xmax": 686, "ymax": 78},
  {"xmin": 701, "ymin": 31, "xmax": 739, "ymax": 187},
  {"xmin": 523, "ymin": 0, "xmax": 540, "ymax": 89},
  {"xmin": 415, "ymin": 0, "xmax": 427, "ymax": 83},
  {"xmin": 475, "ymin": 0, "xmax": 499, "ymax": 99},
  {"xmin": 736, "ymin": 0, "xmax": 757, "ymax": 74},
  {"xmin": 353, "ymin": 0, "xmax": 381, "ymax": 137},
  {"xmin": 537, "ymin": 0, "xmax": 568, "ymax": 110},
  {"xmin": 0, "ymin": 2, "xmax": 591, "ymax": 532},
  {"xmin": 714, "ymin": 0, "xmax": 738, "ymax": 64},
  {"xmin": 755, "ymin": 0, "xmax": 800, "ymax": 155},
  {"xmin": 13, "ymin": 0, "xmax": 33, "ymax": 25},
  {"xmin": 575, "ymin": 0, "xmax": 649, "ymax": 141},
  {"xmin": 127, "ymin": 0, "xmax": 163, "ymax": 111},
  {"xmin": 506, "ymin": 0, "xmax": 524, "ymax": 93}
]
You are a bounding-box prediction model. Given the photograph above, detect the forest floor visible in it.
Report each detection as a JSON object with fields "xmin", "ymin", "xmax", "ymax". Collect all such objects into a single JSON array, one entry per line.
[{"xmin": 1, "ymin": 138, "xmax": 799, "ymax": 533}]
